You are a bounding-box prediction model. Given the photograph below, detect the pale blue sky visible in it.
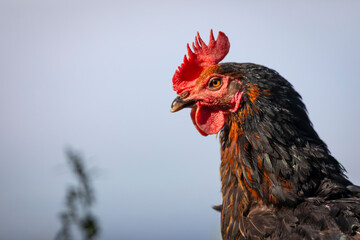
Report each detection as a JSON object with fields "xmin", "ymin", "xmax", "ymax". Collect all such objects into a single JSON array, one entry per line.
[{"xmin": 0, "ymin": 1, "xmax": 359, "ymax": 239}]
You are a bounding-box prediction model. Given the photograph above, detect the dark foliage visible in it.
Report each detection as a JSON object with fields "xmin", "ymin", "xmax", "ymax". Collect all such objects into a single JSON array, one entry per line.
[{"xmin": 55, "ymin": 149, "xmax": 100, "ymax": 240}]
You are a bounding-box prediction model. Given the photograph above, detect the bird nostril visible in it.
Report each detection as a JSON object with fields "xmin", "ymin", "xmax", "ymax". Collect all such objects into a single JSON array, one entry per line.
[{"xmin": 180, "ymin": 91, "xmax": 189, "ymax": 99}]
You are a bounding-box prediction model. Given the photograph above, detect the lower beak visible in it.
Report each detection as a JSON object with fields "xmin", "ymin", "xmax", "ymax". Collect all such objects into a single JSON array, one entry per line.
[{"xmin": 170, "ymin": 96, "xmax": 197, "ymax": 113}]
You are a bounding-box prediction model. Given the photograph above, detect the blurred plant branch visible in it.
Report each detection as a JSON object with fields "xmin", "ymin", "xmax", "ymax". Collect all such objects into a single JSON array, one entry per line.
[{"xmin": 55, "ymin": 149, "xmax": 100, "ymax": 240}]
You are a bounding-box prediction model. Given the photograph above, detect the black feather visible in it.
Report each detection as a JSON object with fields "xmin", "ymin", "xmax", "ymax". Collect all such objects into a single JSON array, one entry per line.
[{"xmin": 216, "ymin": 63, "xmax": 359, "ymax": 239}]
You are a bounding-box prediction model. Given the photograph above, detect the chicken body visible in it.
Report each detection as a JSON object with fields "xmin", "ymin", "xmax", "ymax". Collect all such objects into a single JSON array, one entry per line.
[
  {"xmin": 216, "ymin": 63, "xmax": 360, "ymax": 240},
  {"xmin": 171, "ymin": 32, "xmax": 360, "ymax": 240}
]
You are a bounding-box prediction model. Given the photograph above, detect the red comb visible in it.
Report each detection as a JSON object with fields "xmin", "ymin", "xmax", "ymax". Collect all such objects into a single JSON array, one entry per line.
[{"xmin": 172, "ymin": 30, "xmax": 230, "ymax": 94}]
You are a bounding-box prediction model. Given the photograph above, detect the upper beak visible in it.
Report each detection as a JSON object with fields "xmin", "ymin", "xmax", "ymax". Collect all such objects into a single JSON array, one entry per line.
[{"xmin": 170, "ymin": 96, "xmax": 197, "ymax": 113}]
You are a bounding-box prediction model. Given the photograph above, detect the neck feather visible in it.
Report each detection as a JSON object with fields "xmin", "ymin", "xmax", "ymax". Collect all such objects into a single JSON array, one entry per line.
[{"xmin": 219, "ymin": 98, "xmax": 350, "ymax": 218}]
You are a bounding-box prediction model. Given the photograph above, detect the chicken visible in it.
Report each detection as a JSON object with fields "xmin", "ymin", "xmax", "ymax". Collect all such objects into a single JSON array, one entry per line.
[{"xmin": 170, "ymin": 30, "xmax": 360, "ymax": 240}]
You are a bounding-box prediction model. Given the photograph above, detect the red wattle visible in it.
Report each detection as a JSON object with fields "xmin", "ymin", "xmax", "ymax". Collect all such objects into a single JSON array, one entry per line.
[{"xmin": 190, "ymin": 104, "xmax": 225, "ymax": 136}]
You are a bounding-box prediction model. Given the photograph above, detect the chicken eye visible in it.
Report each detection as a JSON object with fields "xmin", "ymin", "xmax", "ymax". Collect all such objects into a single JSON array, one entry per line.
[
  {"xmin": 208, "ymin": 77, "xmax": 222, "ymax": 90},
  {"xmin": 180, "ymin": 91, "xmax": 189, "ymax": 99}
]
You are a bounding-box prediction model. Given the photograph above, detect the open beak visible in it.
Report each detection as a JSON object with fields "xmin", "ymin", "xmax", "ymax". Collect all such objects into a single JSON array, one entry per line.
[{"xmin": 170, "ymin": 96, "xmax": 197, "ymax": 113}]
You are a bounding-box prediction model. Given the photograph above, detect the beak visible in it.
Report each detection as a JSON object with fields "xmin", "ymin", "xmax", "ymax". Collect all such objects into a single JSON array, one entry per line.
[{"xmin": 170, "ymin": 96, "xmax": 197, "ymax": 113}]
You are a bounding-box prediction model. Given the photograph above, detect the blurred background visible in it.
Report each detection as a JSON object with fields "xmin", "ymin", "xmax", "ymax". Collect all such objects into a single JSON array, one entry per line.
[{"xmin": 0, "ymin": 0, "xmax": 359, "ymax": 239}]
